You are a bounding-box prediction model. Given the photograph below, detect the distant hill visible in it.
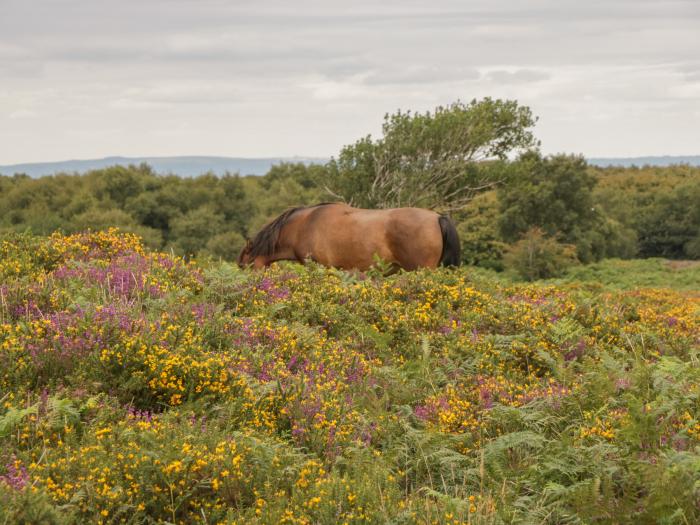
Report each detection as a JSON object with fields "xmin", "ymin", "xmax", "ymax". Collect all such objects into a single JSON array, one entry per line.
[
  {"xmin": 0, "ymin": 156, "xmax": 328, "ymax": 178},
  {"xmin": 1, "ymin": 155, "xmax": 699, "ymax": 178},
  {"xmin": 587, "ymin": 155, "xmax": 700, "ymax": 167}
]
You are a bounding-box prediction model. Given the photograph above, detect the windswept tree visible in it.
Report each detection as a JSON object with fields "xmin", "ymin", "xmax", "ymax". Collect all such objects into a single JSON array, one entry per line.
[{"xmin": 325, "ymin": 98, "xmax": 539, "ymax": 211}]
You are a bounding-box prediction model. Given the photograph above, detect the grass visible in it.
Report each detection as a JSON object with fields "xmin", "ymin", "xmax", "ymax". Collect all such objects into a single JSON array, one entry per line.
[{"xmin": 552, "ymin": 258, "xmax": 700, "ymax": 290}]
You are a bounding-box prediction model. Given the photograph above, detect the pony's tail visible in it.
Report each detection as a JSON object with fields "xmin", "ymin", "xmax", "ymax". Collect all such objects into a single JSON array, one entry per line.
[{"xmin": 438, "ymin": 215, "xmax": 461, "ymax": 267}]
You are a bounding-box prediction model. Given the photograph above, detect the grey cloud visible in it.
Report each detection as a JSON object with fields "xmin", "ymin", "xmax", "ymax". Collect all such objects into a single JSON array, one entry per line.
[
  {"xmin": 112, "ymin": 84, "xmax": 248, "ymax": 107},
  {"xmin": 3, "ymin": 1, "xmax": 699, "ymax": 71},
  {"xmin": 43, "ymin": 45, "xmax": 148, "ymax": 63},
  {"xmin": 0, "ymin": 0, "xmax": 698, "ymax": 163},
  {"xmin": 485, "ymin": 69, "xmax": 550, "ymax": 84},
  {"xmin": 363, "ymin": 66, "xmax": 480, "ymax": 86},
  {"xmin": 677, "ymin": 62, "xmax": 700, "ymax": 83},
  {"xmin": 0, "ymin": 43, "xmax": 43, "ymax": 77},
  {"xmin": 0, "ymin": 60, "xmax": 44, "ymax": 79}
]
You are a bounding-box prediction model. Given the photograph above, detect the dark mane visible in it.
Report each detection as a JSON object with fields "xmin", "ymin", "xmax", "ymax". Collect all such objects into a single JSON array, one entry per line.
[{"xmin": 247, "ymin": 203, "xmax": 336, "ymax": 258}]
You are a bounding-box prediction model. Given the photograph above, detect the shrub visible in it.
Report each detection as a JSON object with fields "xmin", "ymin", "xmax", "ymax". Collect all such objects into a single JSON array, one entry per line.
[
  {"xmin": 456, "ymin": 191, "xmax": 508, "ymax": 270},
  {"xmin": 504, "ymin": 227, "xmax": 578, "ymax": 280},
  {"xmin": 204, "ymin": 231, "xmax": 247, "ymax": 261}
]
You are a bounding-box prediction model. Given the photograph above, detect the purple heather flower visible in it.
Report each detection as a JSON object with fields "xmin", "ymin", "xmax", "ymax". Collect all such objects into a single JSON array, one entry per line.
[
  {"xmin": 615, "ymin": 378, "xmax": 631, "ymax": 391},
  {"xmin": 413, "ymin": 404, "xmax": 434, "ymax": 421},
  {"xmin": 0, "ymin": 456, "xmax": 29, "ymax": 491},
  {"xmin": 479, "ymin": 387, "xmax": 494, "ymax": 409},
  {"xmin": 564, "ymin": 339, "xmax": 587, "ymax": 361}
]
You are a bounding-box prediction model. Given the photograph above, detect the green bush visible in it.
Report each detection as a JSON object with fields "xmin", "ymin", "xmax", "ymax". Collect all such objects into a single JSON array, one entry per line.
[
  {"xmin": 504, "ymin": 227, "xmax": 579, "ymax": 280},
  {"xmin": 456, "ymin": 191, "xmax": 507, "ymax": 270},
  {"xmin": 204, "ymin": 231, "xmax": 247, "ymax": 261}
]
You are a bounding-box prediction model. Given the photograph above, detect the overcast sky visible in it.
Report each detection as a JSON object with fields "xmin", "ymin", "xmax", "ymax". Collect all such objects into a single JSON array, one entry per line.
[{"xmin": 1, "ymin": 0, "xmax": 699, "ymax": 164}]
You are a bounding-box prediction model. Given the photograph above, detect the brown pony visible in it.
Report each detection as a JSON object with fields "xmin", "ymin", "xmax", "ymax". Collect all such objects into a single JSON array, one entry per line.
[{"xmin": 238, "ymin": 203, "xmax": 460, "ymax": 271}]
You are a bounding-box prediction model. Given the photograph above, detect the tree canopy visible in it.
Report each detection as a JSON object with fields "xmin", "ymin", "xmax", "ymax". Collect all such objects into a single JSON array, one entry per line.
[{"xmin": 325, "ymin": 98, "xmax": 538, "ymax": 211}]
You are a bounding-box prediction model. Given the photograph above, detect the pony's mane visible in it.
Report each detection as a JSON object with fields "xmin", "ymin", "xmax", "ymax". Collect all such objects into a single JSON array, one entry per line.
[{"xmin": 247, "ymin": 203, "xmax": 336, "ymax": 258}]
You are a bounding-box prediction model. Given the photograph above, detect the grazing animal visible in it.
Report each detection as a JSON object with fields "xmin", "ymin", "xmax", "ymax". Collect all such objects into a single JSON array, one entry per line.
[{"xmin": 238, "ymin": 203, "xmax": 460, "ymax": 271}]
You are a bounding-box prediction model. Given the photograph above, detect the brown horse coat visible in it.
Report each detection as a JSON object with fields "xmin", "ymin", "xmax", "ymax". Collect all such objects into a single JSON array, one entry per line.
[{"xmin": 238, "ymin": 203, "xmax": 460, "ymax": 271}]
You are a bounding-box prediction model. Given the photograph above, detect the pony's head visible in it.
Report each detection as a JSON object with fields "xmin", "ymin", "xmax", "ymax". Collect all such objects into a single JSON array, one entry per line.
[
  {"xmin": 237, "ymin": 207, "xmax": 304, "ymax": 269},
  {"xmin": 237, "ymin": 239, "xmax": 253, "ymax": 268}
]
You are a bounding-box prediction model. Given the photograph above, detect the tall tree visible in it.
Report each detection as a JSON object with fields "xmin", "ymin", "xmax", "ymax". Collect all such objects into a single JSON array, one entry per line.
[
  {"xmin": 499, "ymin": 152, "xmax": 597, "ymax": 244},
  {"xmin": 636, "ymin": 180, "xmax": 700, "ymax": 258},
  {"xmin": 325, "ymin": 98, "xmax": 538, "ymax": 211},
  {"xmin": 498, "ymin": 152, "xmax": 637, "ymax": 262}
]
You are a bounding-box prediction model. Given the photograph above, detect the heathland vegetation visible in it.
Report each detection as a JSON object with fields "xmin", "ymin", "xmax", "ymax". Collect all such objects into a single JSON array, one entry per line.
[{"xmin": 1, "ymin": 230, "xmax": 699, "ymax": 523}]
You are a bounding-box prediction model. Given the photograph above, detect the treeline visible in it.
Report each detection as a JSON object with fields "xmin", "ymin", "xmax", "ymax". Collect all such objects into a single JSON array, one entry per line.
[
  {"xmin": 1, "ymin": 159, "xmax": 698, "ymax": 273},
  {"xmin": 459, "ymin": 156, "xmax": 700, "ymax": 277},
  {"xmin": 1, "ymin": 98, "xmax": 698, "ymax": 278},
  {"xmin": 0, "ymin": 163, "xmax": 324, "ymax": 261}
]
